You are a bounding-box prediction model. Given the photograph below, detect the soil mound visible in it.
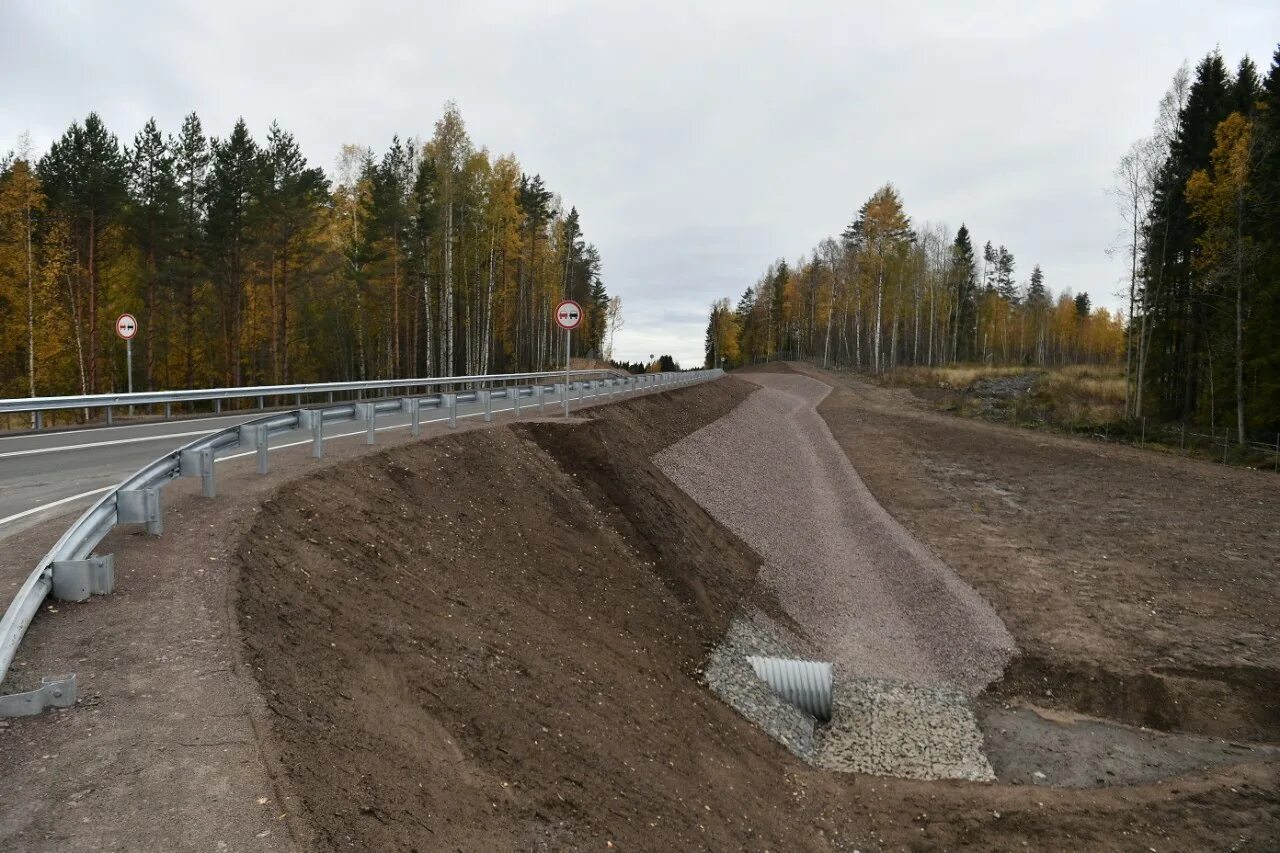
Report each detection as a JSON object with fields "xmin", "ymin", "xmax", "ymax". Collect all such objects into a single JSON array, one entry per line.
[
  {"xmin": 235, "ymin": 377, "xmax": 1280, "ymax": 851},
  {"xmin": 235, "ymin": 379, "xmax": 824, "ymax": 850}
]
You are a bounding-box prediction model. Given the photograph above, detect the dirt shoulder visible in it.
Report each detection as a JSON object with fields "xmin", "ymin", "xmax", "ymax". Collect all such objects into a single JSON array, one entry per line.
[{"xmin": 787, "ymin": 361, "xmax": 1280, "ymax": 743}]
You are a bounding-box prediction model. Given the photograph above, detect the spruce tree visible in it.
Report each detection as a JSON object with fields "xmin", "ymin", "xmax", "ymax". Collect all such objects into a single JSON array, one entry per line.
[{"xmin": 950, "ymin": 225, "xmax": 977, "ymax": 360}]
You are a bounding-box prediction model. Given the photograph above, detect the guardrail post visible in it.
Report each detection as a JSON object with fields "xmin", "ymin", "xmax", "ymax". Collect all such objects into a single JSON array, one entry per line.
[
  {"xmin": 34, "ymin": 410, "xmax": 42, "ymax": 430},
  {"xmin": 404, "ymin": 397, "xmax": 421, "ymax": 437},
  {"xmin": 356, "ymin": 402, "xmax": 377, "ymax": 445},
  {"xmin": 214, "ymin": 399, "xmax": 221, "ymax": 415},
  {"xmin": 536, "ymin": 385, "xmax": 546, "ymax": 413},
  {"xmin": 298, "ymin": 409, "xmax": 324, "ymax": 459},
  {"xmin": 105, "ymin": 406, "xmax": 113, "ymax": 425},
  {"xmin": 578, "ymin": 381, "xmax": 586, "ymax": 403},
  {"xmin": 51, "ymin": 554, "xmax": 115, "ymax": 602},
  {"xmin": 512, "ymin": 387, "xmax": 522, "ymax": 416},
  {"xmin": 480, "ymin": 390, "xmax": 493, "ymax": 423},
  {"xmin": 239, "ymin": 424, "xmax": 270, "ymax": 473},
  {"xmin": 117, "ymin": 487, "xmax": 163, "ymax": 535},
  {"xmin": 444, "ymin": 394, "xmax": 458, "ymax": 428},
  {"xmin": 180, "ymin": 446, "xmax": 217, "ymax": 498}
]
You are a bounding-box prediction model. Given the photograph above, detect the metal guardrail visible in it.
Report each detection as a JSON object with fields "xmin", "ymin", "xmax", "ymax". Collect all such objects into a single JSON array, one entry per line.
[
  {"xmin": 0, "ymin": 368, "xmax": 629, "ymax": 428},
  {"xmin": 0, "ymin": 369, "xmax": 722, "ymax": 715}
]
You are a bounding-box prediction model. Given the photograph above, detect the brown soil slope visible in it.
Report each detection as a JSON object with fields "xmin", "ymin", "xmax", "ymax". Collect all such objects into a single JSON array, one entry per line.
[{"xmin": 236, "ymin": 378, "xmax": 1280, "ymax": 851}]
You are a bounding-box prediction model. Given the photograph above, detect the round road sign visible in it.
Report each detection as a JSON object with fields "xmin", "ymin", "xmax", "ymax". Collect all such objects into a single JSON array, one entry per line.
[
  {"xmin": 115, "ymin": 313, "xmax": 138, "ymax": 340},
  {"xmin": 554, "ymin": 299, "xmax": 583, "ymax": 331}
]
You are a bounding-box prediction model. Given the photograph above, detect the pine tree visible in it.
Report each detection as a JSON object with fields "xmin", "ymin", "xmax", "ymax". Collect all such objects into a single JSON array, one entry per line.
[
  {"xmin": 38, "ymin": 113, "xmax": 128, "ymax": 394},
  {"xmin": 205, "ymin": 118, "xmax": 263, "ymax": 385},
  {"xmin": 259, "ymin": 122, "xmax": 327, "ymax": 382},
  {"xmin": 171, "ymin": 112, "xmax": 209, "ymax": 388},
  {"xmin": 996, "ymin": 245, "xmax": 1017, "ymax": 302},
  {"xmin": 126, "ymin": 118, "xmax": 179, "ymax": 389},
  {"xmin": 1074, "ymin": 292, "xmax": 1091, "ymax": 318}
]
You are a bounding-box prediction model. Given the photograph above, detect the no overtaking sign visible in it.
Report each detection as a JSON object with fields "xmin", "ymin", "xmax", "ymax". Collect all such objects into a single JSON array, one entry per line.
[
  {"xmin": 115, "ymin": 313, "xmax": 138, "ymax": 340},
  {"xmin": 555, "ymin": 300, "xmax": 582, "ymax": 331}
]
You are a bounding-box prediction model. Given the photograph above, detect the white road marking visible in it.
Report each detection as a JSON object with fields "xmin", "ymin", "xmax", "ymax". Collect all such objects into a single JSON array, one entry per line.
[
  {"xmin": 0, "ymin": 413, "xmax": 255, "ymax": 444},
  {"xmin": 0, "ymin": 486, "xmax": 115, "ymax": 528},
  {"xmin": 0, "ymin": 395, "xmax": 592, "ymax": 530},
  {"xmin": 0, "ymin": 429, "xmax": 220, "ymax": 459}
]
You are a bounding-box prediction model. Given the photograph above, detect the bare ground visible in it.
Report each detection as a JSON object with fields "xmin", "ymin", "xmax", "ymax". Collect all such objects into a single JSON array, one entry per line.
[
  {"xmin": 790, "ymin": 362, "xmax": 1280, "ymax": 744},
  {"xmin": 2, "ymin": 370, "xmax": 1278, "ymax": 850}
]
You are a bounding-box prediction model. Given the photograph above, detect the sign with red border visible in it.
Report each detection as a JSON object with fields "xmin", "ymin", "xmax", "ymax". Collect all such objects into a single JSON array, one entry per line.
[
  {"xmin": 554, "ymin": 299, "xmax": 583, "ymax": 331},
  {"xmin": 115, "ymin": 313, "xmax": 138, "ymax": 340}
]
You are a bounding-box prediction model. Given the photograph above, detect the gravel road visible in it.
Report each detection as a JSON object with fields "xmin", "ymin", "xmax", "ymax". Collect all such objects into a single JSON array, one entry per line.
[{"xmin": 658, "ymin": 371, "xmax": 1015, "ymax": 693}]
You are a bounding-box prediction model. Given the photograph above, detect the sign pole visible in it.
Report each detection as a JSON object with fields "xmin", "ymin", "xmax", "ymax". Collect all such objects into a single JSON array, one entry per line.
[
  {"xmin": 553, "ymin": 299, "xmax": 582, "ymax": 419},
  {"xmin": 126, "ymin": 337, "xmax": 134, "ymax": 414},
  {"xmin": 116, "ymin": 313, "xmax": 138, "ymax": 415}
]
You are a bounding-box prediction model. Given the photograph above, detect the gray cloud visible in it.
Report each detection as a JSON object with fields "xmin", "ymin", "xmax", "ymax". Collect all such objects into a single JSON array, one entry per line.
[{"xmin": 2, "ymin": 0, "xmax": 1277, "ymax": 366}]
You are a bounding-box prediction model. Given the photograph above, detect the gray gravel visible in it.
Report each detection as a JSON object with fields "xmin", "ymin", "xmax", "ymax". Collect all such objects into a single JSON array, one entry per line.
[
  {"xmin": 662, "ymin": 371, "xmax": 1016, "ymax": 781},
  {"xmin": 816, "ymin": 678, "xmax": 994, "ymax": 781},
  {"xmin": 657, "ymin": 372, "xmax": 1015, "ymax": 693},
  {"xmin": 705, "ymin": 613, "xmax": 993, "ymax": 781},
  {"xmin": 704, "ymin": 616, "xmax": 817, "ymax": 760}
]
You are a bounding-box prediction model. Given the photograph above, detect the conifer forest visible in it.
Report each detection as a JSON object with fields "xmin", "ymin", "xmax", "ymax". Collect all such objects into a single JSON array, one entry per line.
[
  {"xmin": 708, "ymin": 45, "xmax": 1280, "ymax": 443},
  {"xmin": 0, "ymin": 103, "xmax": 617, "ymax": 398}
]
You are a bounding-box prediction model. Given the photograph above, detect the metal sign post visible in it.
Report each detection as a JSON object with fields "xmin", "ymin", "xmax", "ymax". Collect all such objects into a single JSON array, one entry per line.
[
  {"xmin": 115, "ymin": 314, "xmax": 138, "ymax": 412},
  {"xmin": 554, "ymin": 299, "xmax": 583, "ymax": 418}
]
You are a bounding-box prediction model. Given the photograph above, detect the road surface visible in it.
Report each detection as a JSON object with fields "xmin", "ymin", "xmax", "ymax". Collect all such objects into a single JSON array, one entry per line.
[{"xmin": 0, "ymin": 388, "xmax": 591, "ymax": 539}]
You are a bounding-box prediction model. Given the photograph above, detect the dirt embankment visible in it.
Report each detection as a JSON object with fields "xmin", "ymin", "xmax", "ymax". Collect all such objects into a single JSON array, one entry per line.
[{"xmin": 236, "ymin": 376, "xmax": 1280, "ymax": 851}]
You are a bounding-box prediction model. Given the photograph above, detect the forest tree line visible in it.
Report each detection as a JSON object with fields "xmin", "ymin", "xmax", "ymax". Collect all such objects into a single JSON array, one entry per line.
[
  {"xmin": 0, "ymin": 103, "xmax": 621, "ymax": 400},
  {"xmin": 1115, "ymin": 46, "xmax": 1280, "ymax": 443},
  {"xmin": 705, "ymin": 187, "xmax": 1124, "ymax": 376},
  {"xmin": 709, "ymin": 43, "xmax": 1280, "ymax": 443}
]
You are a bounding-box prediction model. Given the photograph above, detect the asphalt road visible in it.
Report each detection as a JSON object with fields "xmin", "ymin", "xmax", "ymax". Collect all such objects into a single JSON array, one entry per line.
[{"xmin": 0, "ymin": 386, "xmax": 593, "ymax": 539}]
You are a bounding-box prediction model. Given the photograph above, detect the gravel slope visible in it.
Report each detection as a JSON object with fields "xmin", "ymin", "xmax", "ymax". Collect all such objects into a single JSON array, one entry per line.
[{"xmin": 656, "ymin": 371, "xmax": 1015, "ymax": 693}]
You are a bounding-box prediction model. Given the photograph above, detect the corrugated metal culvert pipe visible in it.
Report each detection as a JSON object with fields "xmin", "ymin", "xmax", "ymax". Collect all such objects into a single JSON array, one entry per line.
[{"xmin": 747, "ymin": 656, "xmax": 834, "ymax": 721}]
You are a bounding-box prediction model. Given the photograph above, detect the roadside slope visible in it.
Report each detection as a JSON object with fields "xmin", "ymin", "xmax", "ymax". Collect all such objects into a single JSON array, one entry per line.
[{"xmin": 235, "ymin": 374, "xmax": 1279, "ymax": 851}]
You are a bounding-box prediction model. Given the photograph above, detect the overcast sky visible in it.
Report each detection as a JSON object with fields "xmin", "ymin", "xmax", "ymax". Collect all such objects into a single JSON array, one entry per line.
[{"xmin": 2, "ymin": 2, "xmax": 1277, "ymax": 367}]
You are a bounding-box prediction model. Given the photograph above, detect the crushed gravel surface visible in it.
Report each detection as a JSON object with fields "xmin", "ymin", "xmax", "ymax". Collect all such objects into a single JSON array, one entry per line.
[
  {"xmin": 703, "ymin": 616, "xmax": 817, "ymax": 760},
  {"xmin": 657, "ymin": 371, "xmax": 1015, "ymax": 693},
  {"xmin": 705, "ymin": 614, "xmax": 994, "ymax": 781},
  {"xmin": 659, "ymin": 370, "xmax": 1016, "ymax": 781},
  {"xmin": 816, "ymin": 679, "xmax": 995, "ymax": 782}
]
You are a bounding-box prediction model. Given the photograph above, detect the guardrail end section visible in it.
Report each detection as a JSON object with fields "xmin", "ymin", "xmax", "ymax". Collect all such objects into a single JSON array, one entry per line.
[
  {"xmin": 51, "ymin": 554, "xmax": 115, "ymax": 602},
  {"xmin": 0, "ymin": 673, "xmax": 78, "ymax": 717}
]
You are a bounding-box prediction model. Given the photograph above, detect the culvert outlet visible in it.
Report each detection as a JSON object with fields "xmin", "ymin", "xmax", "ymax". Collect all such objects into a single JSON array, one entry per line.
[{"xmin": 746, "ymin": 656, "xmax": 834, "ymax": 722}]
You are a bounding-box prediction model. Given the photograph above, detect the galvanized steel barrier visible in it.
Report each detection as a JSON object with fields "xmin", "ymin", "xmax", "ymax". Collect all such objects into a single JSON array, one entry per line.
[
  {"xmin": 0, "ymin": 368, "xmax": 722, "ymax": 715},
  {"xmin": 0, "ymin": 368, "xmax": 629, "ymax": 428}
]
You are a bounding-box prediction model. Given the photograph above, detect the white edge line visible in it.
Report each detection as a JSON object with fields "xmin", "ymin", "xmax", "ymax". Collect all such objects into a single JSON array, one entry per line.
[
  {"xmin": 0, "ymin": 388, "xmax": 634, "ymax": 529},
  {"xmin": 0, "ymin": 486, "xmax": 116, "ymax": 529},
  {"xmin": 0, "ymin": 429, "xmax": 221, "ymax": 459}
]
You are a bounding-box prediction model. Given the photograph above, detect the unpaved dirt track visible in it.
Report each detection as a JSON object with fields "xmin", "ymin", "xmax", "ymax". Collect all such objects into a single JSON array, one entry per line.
[{"xmin": 657, "ymin": 371, "xmax": 1015, "ymax": 694}]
